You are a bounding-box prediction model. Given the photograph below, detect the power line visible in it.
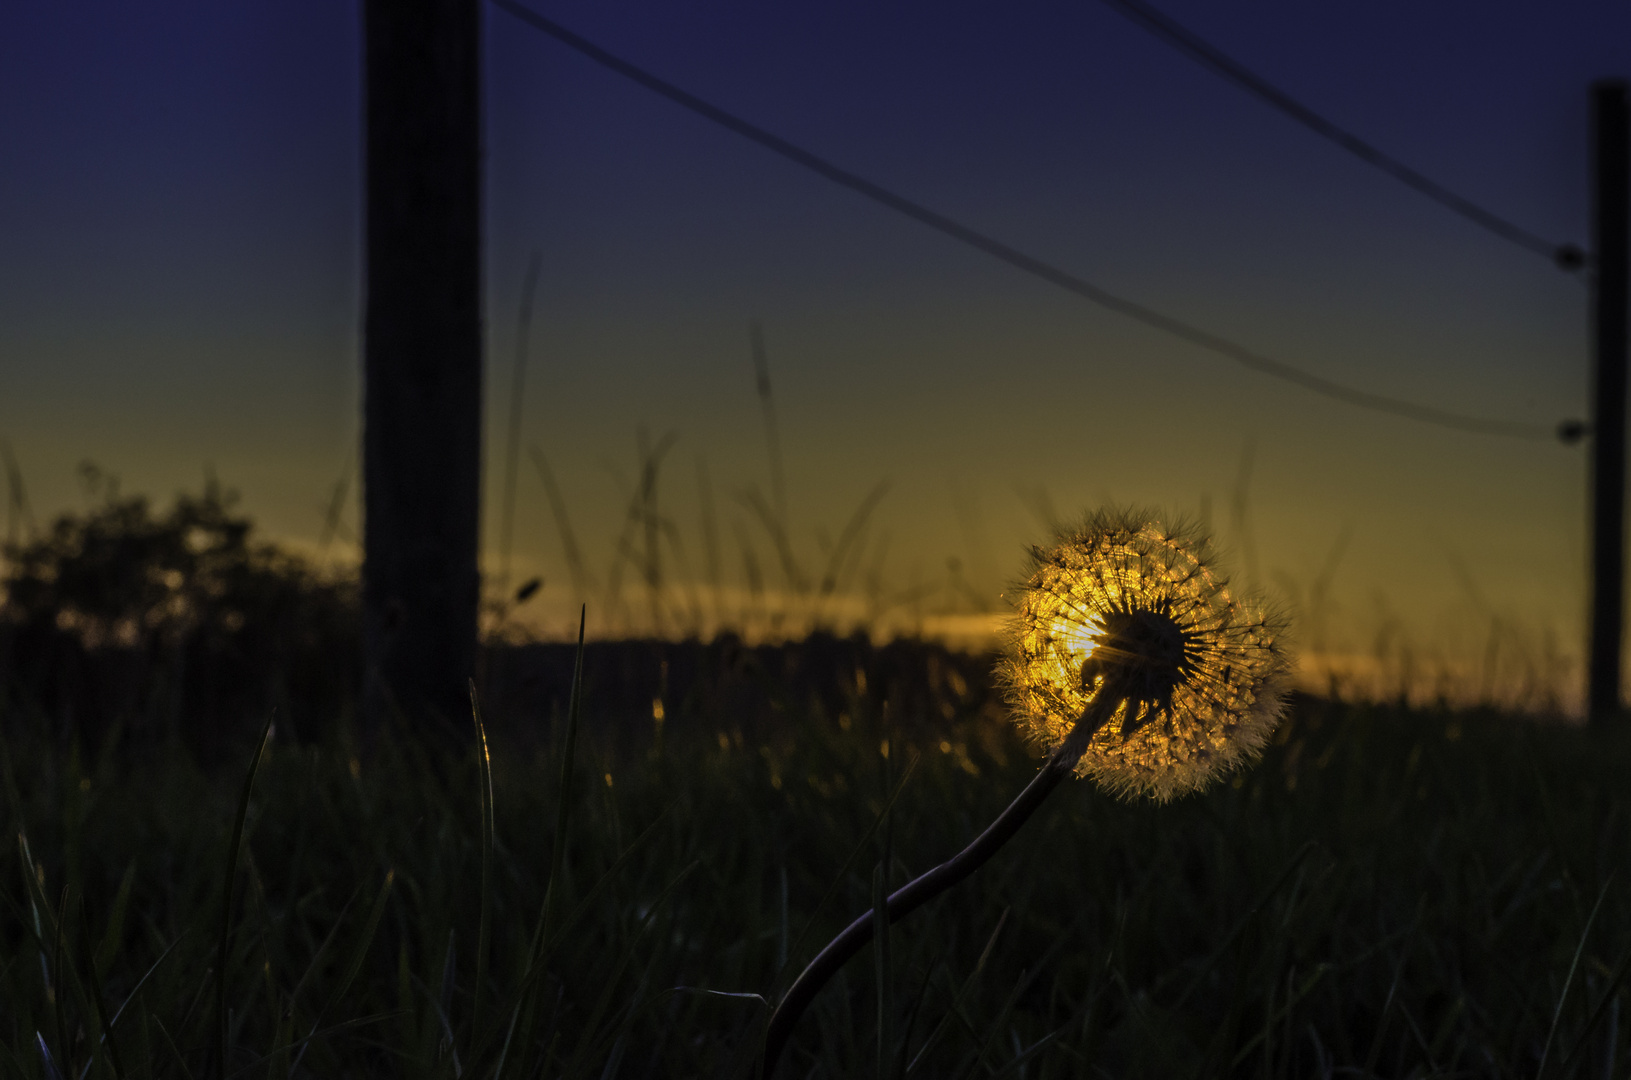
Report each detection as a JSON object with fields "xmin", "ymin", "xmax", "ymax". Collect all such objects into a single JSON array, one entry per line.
[
  {"xmin": 1098, "ymin": 0, "xmax": 1585, "ymax": 271},
  {"xmin": 491, "ymin": 0, "xmax": 1559, "ymax": 441}
]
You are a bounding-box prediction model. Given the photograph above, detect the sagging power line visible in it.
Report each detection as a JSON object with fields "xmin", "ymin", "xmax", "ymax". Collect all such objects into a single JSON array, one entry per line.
[
  {"xmin": 1098, "ymin": 0, "xmax": 1585, "ymax": 271},
  {"xmin": 492, "ymin": 0, "xmax": 1559, "ymax": 441}
]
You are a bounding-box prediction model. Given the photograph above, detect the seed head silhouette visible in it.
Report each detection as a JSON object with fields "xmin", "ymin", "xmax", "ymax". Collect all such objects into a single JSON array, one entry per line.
[{"xmin": 1001, "ymin": 508, "xmax": 1292, "ymax": 801}]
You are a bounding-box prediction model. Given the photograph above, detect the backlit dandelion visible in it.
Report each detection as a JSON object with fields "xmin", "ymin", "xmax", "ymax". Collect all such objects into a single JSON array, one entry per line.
[
  {"xmin": 1001, "ymin": 508, "xmax": 1291, "ymax": 801},
  {"xmin": 760, "ymin": 507, "xmax": 1292, "ymax": 1077}
]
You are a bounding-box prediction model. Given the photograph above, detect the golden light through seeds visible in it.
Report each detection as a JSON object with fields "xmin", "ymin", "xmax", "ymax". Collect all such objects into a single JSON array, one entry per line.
[{"xmin": 1000, "ymin": 509, "xmax": 1291, "ymax": 802}]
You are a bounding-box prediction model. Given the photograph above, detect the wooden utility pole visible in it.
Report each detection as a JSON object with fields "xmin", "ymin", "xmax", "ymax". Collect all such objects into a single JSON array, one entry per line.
[
  {"xmin": 1589, "ymin": 80, "xmax": 1629, "ymax": 724},
  {"xmin": 362, "ymin": 0, "xmax": 483, "ymax": 739}
]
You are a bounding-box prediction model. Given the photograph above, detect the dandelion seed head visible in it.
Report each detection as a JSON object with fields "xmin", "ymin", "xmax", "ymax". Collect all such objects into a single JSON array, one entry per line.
[{"xmin": 999, "ymin": 508, "xmax": 1292, "ymax": 802}]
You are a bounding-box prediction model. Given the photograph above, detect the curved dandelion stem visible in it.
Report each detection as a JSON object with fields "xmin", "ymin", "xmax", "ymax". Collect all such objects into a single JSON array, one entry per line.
[{"xmin": 759, "ymin": 696, "xmax": 1116, "ymax": 1078}]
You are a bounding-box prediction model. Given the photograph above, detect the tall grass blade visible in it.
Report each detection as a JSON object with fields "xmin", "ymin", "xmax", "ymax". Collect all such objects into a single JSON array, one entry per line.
[
  {"xmin": 1363, "ymin": 948, "xmax": 1407, "ymax": 1076},
  {"xmin": 906, "ymin": 909, "xmax": 1008, "ymax": 1075},
  {"xmin": 486, "ymin": 605, "xmax": 586, "ymax": 1080},
  {"xmin": 35, "ymin": 1034, "xmax": 63, "ymax": 1080},
  {"xmin": 287, "ymin": 869, "xmax": 395, "ymax": 1077},
  {"xmin": 816, "ymin": 480, "xmax": 890, "ymax": 600},
  {"xmin": 0, "ymin": 1037, "xmax": 26, "ymax": 1080},
  {"xmin": 1537, "ymin": 877, "xmax": 1611, "ymax": 1078},
  {"xmin": 775, "ymin": 753, "xmax": 921, "ymax": 989},
  {"xmin": 1227, "ymin": 964, "xmax": 1330, "ymax": 1067},
  {"xmin": 949, "ymin": 967, "xmax": 1037, "ymax": 1080},
  {"xmin": 1171, "ymin": 841, "xmax": 1316, "ymax": 1010},
  {"xmin": 1559, "ymin": 946, "xmax": 1631, "ymax": 1071},
  {"xmin": 737, "ymin": 487, "xmax": 803, "ymax": 595},
  {"xmin": 695, "ymin": 455, "xmax": 724, "ymax": 625},
  {"xmin": 749, "ymin": 320, "xmax": 787, "ymax": 533},
  {"xmin": 557, "ymin": 861, "xmax": 699, "ymax": 1080},
  {"xmin": 777, "ymin": 865, "xmax": 788, "ymax": 976},
  {"xmin": 889, "ymin": 962, "xmax": 935, "ymax": 1080},
  {"xmin": 477, "ymin": 801, "xmax": 676, "ymax": 1076},
  {"xmin": 152, "ymin": 1016, "xmax": 195, "ymax": 1080},
  {"xmin": 17, "ymin": 853, "xmax": 107, "ymax": 1080},
  {"xmin": 212, "ymin": 710, "xmax": 275, "ymax": 1078},
  {"xmin": 102, "ymin": 931, "xmax": 188, "ymax": 1045},
  {"xmin": 470, "ymin": 681, "xmax": 497, "ymax": 1041},
  {"xmin": 949, "ymin": 920, "xmax": 1085, "ymax": 1080},
  {"xmin": 93, "ymin": 860, "xmax": 136, "ymax": 981},
  {"xmin": 49, "ymin": 888, "xmax": 69, "ymax": 1078},
  {"xmin": 543, "ymin": 605, "xmax": 587, "ymax": 953},
  {"xmin": 329, "ymin": 869, "xmax": 396, "ymax": 1016},
  {"xmin": 986, "ymin": 1028, "xmax": 1063, "ymax": 1079},
  {"xmin": 529, "ymin": 446, "xmax": 595, "ymax": 604},
  {"xmin": 280, "ymin": 887, "xmax": 361, "ymax": 1026},
  {"xmin": 223, "ymin": 1013, "xmax": 401, "ymax": 1080},
  {"xmin": 0, "ymin": 723, "xmax": 25, "ymax": 843},
  {"xmin": 498, "ymin": 248, "xmax": 543, "ymax": 592},
  {"xmin": 78, "ymin": 909, "xmax": 126, "ymax": 1080},
  {"xmin": 411, "ymin": 970, "xmax": 465, "ymax": 1079},
  {"xmin": 597, "ymin": 1034, "xmax": 627, "ymax": 1080},
  {"xmin": 15, "ymin": 834, "xmax": 55, "ymax": 1040},
  {"xmin": 872, "ymin": 863, "xmax": 890, "ymax": 1080},
  {"xmin": 440, "ymin": 930, "xmax": 458, "ymax": 1062}
]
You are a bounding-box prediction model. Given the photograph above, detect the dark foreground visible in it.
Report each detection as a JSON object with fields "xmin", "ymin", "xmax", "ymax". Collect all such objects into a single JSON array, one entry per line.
[{"xmin": 2, "ymin": 651, "xmax": 1629, "ymax": 1078}]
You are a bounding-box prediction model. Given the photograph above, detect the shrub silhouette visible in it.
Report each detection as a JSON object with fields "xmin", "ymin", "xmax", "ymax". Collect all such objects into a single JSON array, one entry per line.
[{"xmin": 0, "ymin": 475, "xmax": 358, "ymax": 756}]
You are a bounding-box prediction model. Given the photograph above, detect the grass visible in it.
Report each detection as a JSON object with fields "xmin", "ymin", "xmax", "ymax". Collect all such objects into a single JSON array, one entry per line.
[{"xmin": 2, "ymin": 646, "xmax": 1630, "ymax": 1078}]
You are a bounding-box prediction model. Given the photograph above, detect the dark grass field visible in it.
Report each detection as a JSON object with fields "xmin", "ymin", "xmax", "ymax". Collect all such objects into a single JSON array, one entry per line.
[
  {"xmin": 3, "ymin": 490, "xmax": 1630, "ymax": 1077},
  {"xmin": 2, "ymin": 643, "xmax": 1630, "ymax": 1078}
]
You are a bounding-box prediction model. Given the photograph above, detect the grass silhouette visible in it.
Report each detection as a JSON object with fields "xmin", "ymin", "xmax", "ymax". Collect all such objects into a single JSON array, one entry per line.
[
  {"xmin": 0, "ymin": 460, "xmax": 1616, "ymax": 1075},
  {"xmin": 2, "ymin": 662, "xmax": 1629, "ymax": 1075}
]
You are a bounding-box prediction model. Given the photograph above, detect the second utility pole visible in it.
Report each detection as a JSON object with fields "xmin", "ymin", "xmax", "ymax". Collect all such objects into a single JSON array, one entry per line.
[{"xmin": 1589, "ymin": 79, "xmax": 1629, "ymax": 724}]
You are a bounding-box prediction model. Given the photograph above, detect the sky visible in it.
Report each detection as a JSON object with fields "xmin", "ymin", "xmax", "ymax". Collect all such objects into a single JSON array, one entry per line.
[{"xmin": 2, "ymin": 0, "xmax": 1629, "ymax": 706}]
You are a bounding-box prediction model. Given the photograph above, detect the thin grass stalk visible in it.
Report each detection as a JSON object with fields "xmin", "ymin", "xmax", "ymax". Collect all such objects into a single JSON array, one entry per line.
[
  {"xmin": 811, "ymin": 481, "xmax": 890, "ymax": 624},
  {"xmin": 1168, "ymin": 840, "xmax": 1318, "ymax": 1011},
  {"xmin": 947, "ymin": 964, "xmax": 1036, "ymax": 1080},
  {"xmin": 749, "ymin": 321, "xmax": 786, "ymax": 535},
  {"xmin": 93, "ymin": 862, "xmax": 136, "ymax": 982},
  {"xmin": 49, "ymin": 887, "xmax": 69, "ymax": 1079},
  {"xmin": 556, "ymin": 861, "xmax": 699, "ymax": 1079},
  {"xmin": 1537, "ymin": 878, "xmax": 1612, "ymax": 1077},
  {"xmin": 637, "ymin": 429, "xmax": 675, "ymax": 635},
  {"xmin": 888, "ymin": 964, "xmax": 934, "ymax": 1080},
  {"xmin": 872, "ymin": 864, "xmax": 889, "ymax": 1080},
  {"xmin": 528, "ymin": 445, "xmax": 593, "ymax": 607},
  {"xmin": 544, "ymin": 604, "xmax": 586, "ymax": 957},
  {"xmin": 35, "ymin": 1033, "xmax": 62, "ymax": 1080},
  {"xmin": 78, "ymin": 910, "xmax": 126, "ymax": 1080},
  {"xmin": 904, "ymin": 910, "xmax": 1008, "ymax": 1075},
  {"xmin": 695, "ymin": 455, "xmax": 723, "ymax": 629},
  {"xmin": 211, "ymin": 710, "xmax": 274, "ymax": 1079},
  {"xmin": 488, "ymin": 604, "xmax": 586, "ymax": 1079},
  {"xmin": 1559, "ymin": 945, "xmax": 1631, "ymax": 1071},
  {"xmin": 739, "ymin": 487, "xmax": 804, "ymax": 600},
  {"xmin": 498, "ymin": 250, "xmax": 542, "ymax": 594},
  {"xmin": 101, "ymin": 931, "xmax": 188, "ymax": 1043},
  {"xmin": 0, "ymin": 1038, "xmax": 27, "ymax": 1080},
  {"xmin": 773, "ymin": 757, "xmax": 921, "ymax": 991},
  {"xmin": 286, "ymin": 872, "xmax": 394, "ymax": 1077},
  {"xmin": 470, "ymin": 682, "xmax": 497, "ymax": 1044},
  {"xmin": 478, "ymin": 806, "xmax": 672, "ymax": 1079},
  {"xmin": 15, "ymin": 835, "xmax": 54, "ymax": 1051}
]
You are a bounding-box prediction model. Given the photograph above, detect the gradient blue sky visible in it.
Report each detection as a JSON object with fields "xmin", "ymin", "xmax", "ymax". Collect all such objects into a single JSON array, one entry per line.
[{"xmin": 3, "ymin": 1, "xmax": 1629, "ymax": 698}]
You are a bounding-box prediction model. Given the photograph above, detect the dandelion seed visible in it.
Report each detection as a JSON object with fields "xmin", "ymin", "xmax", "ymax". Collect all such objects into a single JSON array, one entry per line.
[{"xmin": 1000, "ymin": 507, "xmax": 1291, "ymax": 801}]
